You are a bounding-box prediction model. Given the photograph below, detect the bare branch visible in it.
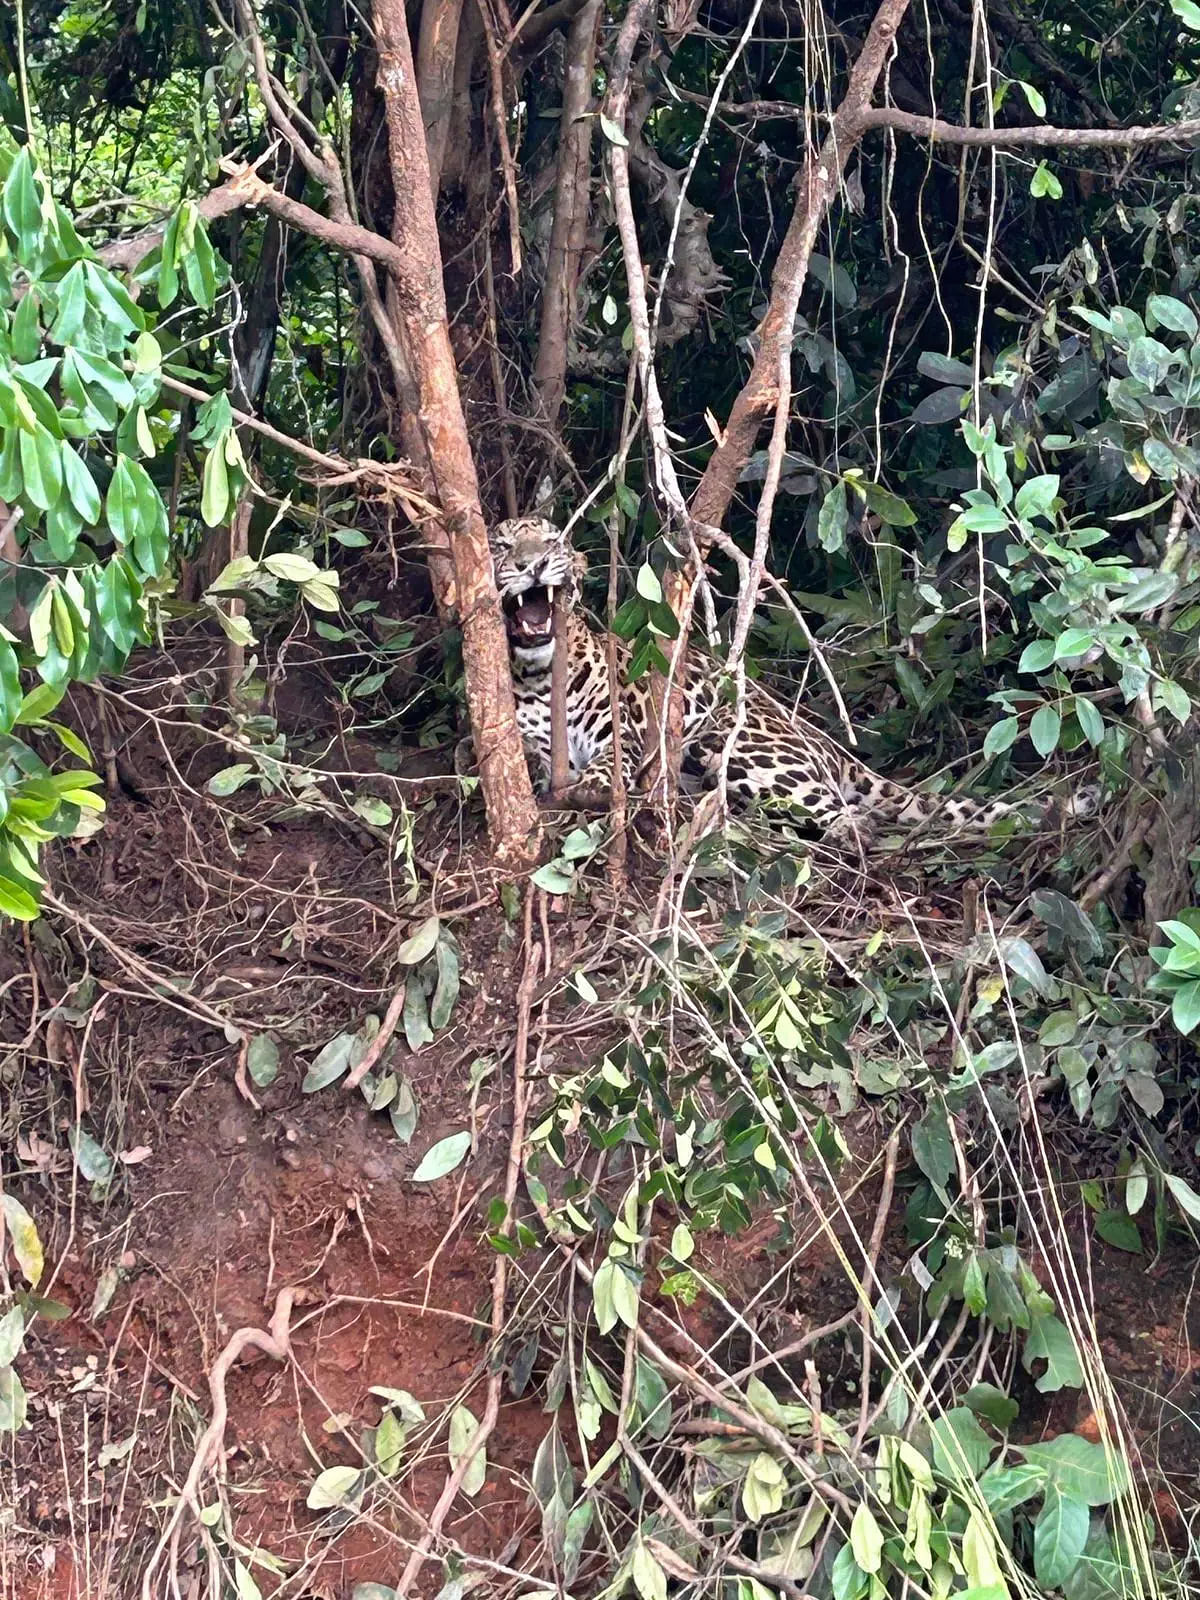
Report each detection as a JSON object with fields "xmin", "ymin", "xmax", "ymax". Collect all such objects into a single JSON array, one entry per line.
[{"xmin": 858, "ymin": 107, "xmax": 1200, "ymax": 147}]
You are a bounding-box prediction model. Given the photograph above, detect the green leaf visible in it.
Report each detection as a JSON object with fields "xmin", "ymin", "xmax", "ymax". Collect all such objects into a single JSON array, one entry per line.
[
  {"xmin": 911, "ymin": 1106, "xmax": 954, "ymax": 1189},
  {"xmin": 631, "ymin": 1541, "xmax": 667, "ymax": 1600},
  {"xmin": 1093, "ymin": 1209, "xmax": 1141, "ymax": 1253},
  {"xmin": 917, "ymin": 351, "xmax": 974, "ymax": 385},
  {"xmin": 207, "ymin": 763, "xmax": 254, "ymax": 797},
  {"xmin": 61, "ymin": 445, "xmax": 101, "ymax": 524},
  {"xmin": 306, "ymin": 1465, "xmax": 362, "ymax": 1510},
  {"xmin": 963, "ymin": 1382, "xmax": 1018, "ymax": 1430},
  {"xmin": 69, "ymin": 1128, "xmax": 114, "ymax": 1185},
  {"xmin": 0, "ymin": 1306, "xmax": 26, "ymax": 1369},
  {"xmin": 430, "ymin": 935, "xmax": 459, "ymax": 1030},
  {"xmin": 448, "ymin": 1403, "xmax": 487, "ymax": 1496},
  {"xmin": 1019, "ymin": 80, "xmax": 1047, "ymax": 118},
  {"xmin": 301, "ymin": 1030, "xmax": 360, "ymax": 1092},
  {"xmin": 1034, "ymin": 1486, "xmax": 1090, "ymax": 1589},
  {"xmin": 106, "ymin": 456, "xmax": 140, "ymax": 544},
  {"xmin": 1171, "ymin": 980, "xmax": 1200, "ymax": 1035},
  {"xmin": 0, "ymin": 1366, "xmax": 28, "ymax": 1432},
  {"xmin": 1054, "ymin": 628, "xmax": 1095, "ymax": 660},
  {"xmin": 860, "ymin": 481, "xmax": 917, "ymax": 526},
  {"xmin": 1001, "ymin": 936, "xmax": 1050, "ymax": 994},
  {"xmin": 1172, "ymin": 0, "xmax": 1200, "ymax": 29},
  {"xmin": 929, "ymin": 1406, "xmax": 993, "ymax": 1479},
  {"xmin": 1165, "ymin": 1171, "xmax": 1200, "ymax": 1220},
  {"xmin": 1019, "ymin": 639, "xmax": 1056, "ymax": 674},
  {"xmin": 412, "ymin": 1130, "xmax": 471, "ymax": 1182},
  {"xmin": 1145, "ymin": 292, "xmax": 1198, "ymax": 337},
  {"xmin": 532, "ymin": 862, "xmax": 575, "ymax": 893},
  {"xmin": 817, "ymin": 480, "xmax": 849, "ymax": 552},
  {"xmin": 1031, "ymin": 161, "xmax": 1063, "ymax": 200},
  {"xmin": 1021, "ymin": 1433, "xmax": 1127, "ymax": 1505},
  {"xmin": 201, "ymin": 446, "xmax": 230, "ymax": 527},
  {"xmin": 1015, "ymin": 474, "xmax": 1060, "ymax": 520},
  {"xmin": 983, "ymin": 717, "xmax": 1019, "ymax": 758},
  {"xmin": 1030, "ymin": 702, "xmax": 1062, "ymax": 757},
  {"xmin": 3, "ymin": 147, "xmax": 42, "ymax": 251},
  {"xmin": 246, "ymin": 1034, "xmax": 280, "ymax": 1088},
  {"xmin": 849, "ymin": 1502, "xmax": 884, "ymax": 1574},
  {"xmin": 1023, "ymin": 1312, "xmax": 1084, "ymax": 1392},
  {"xmin": 979, "ymin": 1461, "xmax": 1045, "ymax": 1514},
  {"xmin": 396, "ymin": 914, "xmax": 440, "ymax": 965},
  {"xmin": 1074, "ymin": 696, "xmax": 1104, "ymax": 746},
  {"xmin": 0, "ymin": 639, "xmax": 20, "ymax": 728},
  {"xmin": 375, "ymin": 1406, "xmax": 407, "ymax": 1477}
]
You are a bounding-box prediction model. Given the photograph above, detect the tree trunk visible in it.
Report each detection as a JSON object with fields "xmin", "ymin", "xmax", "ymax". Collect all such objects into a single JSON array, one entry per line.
[
  {"xmin": 372, "ymin": 0, "xmax": 540, "ymax": 865},
  {"xmin": 533, "ymin": 0, "xmax": 603, "ymax": 425}
]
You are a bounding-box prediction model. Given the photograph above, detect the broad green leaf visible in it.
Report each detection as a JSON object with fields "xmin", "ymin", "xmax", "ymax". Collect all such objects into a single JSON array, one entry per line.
[
  {"xmin": 849, "ymin": 1502, "xmax": 884, "ymax": 1573},
  {"xmin": 1020, "ymin": 1433, "xmax": 1128, "ymax": 1505},
  {"xmin": 1030, "ymin": 702, "xmax": 1062, "ymax": 757},
  {"xmin": 1023, "ymin": 1312, "xmax": 1084, "ymax": 1392},
  {"xmin": 963, "ymin": 1382, "xmax": 1018, "ymax": 1430},
  {"xmin": 1171, "ymin": 980, "xmax": 1200, "ymax": 1035},
  {"xmin": 860, "ymin": 481, "xmax": 917, "ymax": 526},
  {"xmin": 207, "ymin": 763, "xmax": 253, "ymax": 796},
  {"xmin": 1093, "ymin": 1209, "xmax": 1141, "ymax": 1253},
  {"xmin": 532, "ymin": 862, "xmax": 575, "ymax": 893},
  {"xmin": 911, "ymin": 1106, "xmax": 954, "ymax": 1189},
  {"xmin": 375, "ymin": 1406, "xmax": 406, "ymax": 1477},
  {"xmin": 306, "ymin": 1465, "xmax": 362, "ymax": 1509},
  {"xmin": 1019, "ymin": 639, "xmax": 1056, "ymax": 674},
  {"xmin": 929, "ymin": 1406, "xmax": 993, "ymax": 1479},
  {"xmin": 201, "ymin": 447, "xmax": 230, "ymax": 527},
  {"xmin": 301, "ymin": 1031, "xmax": 360, "ymax": 1092},
  {"xmin": 69, "ymin": 1128, "xmax": 114, "ymax": 1185},
  {"xmin": 1146, "ymin": 291, "xmax": 1198, "ymax": 336},
  {"xmin": 1001, "ymin": 936, "xmax": 1050, "ymax": 994},
  {"xmin": 1014, "ymin": 474, "xmax": 1060, "ymax": 520},
  {"xmin": 983, "ymin": 717, "xmax": 1019, "ymax": 758},
  {"xmin": 61, "ymin": 445, "xmax": 101, "ymax": 523},
  {"xmin": 979, "ymin": 1461, "xmax": 1045, "ymax": 1513},
  {"xmin": 1074, "ymin": 696, "xmax": 1104, "ymax": 746},
  {"xmin": 1031, "ymin": 161, "xmax": 1063, "ymax": 199},
  {"xmin": 411, "ymin": 1130, "xmax": 471, "ymax": 1181},
  {"xmin": 1034, "ymin": 1485, "xmax": 1090, "ymax": 1588}
]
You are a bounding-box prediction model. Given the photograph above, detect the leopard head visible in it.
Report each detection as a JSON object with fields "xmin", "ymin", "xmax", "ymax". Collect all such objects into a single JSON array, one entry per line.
[
  {"xmin": 490, "ymin": 517, "xmax": 585, "ymax": 651},
  {"xmin": 490, "ymin": 517, "xmax": 576, "ymax": 599}
]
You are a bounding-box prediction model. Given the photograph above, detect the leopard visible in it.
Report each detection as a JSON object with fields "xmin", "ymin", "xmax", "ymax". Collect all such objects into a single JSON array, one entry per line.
[{"xmin": 488, "ymin": 515, "xmax": 1095, "ymax": 843}]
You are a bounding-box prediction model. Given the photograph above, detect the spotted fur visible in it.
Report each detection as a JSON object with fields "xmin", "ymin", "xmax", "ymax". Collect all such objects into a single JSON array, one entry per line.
[{"xmin": 489, "ymin": 517, "xmax": 1092, "ymax": 841}]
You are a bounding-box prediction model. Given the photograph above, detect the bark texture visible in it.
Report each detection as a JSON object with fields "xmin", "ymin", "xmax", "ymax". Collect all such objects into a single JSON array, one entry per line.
[{"xmin": 372, "ymin": 0, "xmax": 540, "ymax": 863}]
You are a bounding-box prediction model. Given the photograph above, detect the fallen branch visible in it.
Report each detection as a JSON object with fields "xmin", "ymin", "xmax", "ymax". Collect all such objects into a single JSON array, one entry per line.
[
  {"xmin": 140, "ymin": 1288, "xmax": 296, "ymax": 1600},
  {"xmin": 344, "ymin": 980, "xmax": 409, "ymax": 1091}
]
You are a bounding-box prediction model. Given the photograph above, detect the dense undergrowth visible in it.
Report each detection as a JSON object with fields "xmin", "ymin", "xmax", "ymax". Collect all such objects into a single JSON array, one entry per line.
[{"xmin": 3, "ymin": 1, "xmax": 1200, "ymax": 1597}]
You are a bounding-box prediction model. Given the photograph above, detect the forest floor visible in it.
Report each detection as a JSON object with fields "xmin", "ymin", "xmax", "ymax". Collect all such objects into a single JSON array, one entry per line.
[{"xmin": 3, "ymin": 630, "xmax": 1200, "ymax": 1600}]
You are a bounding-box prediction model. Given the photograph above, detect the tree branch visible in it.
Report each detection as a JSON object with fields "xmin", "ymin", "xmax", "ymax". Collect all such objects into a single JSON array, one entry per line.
[{"xmin": 857, "ymin": 107, "xmax": 1200, "ymax": 147}]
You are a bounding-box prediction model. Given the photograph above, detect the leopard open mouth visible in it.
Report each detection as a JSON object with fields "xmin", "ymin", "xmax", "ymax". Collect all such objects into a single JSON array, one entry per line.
[{"xmin": 502, "ymin": 584, "xmax": 557, "ymax": 647}]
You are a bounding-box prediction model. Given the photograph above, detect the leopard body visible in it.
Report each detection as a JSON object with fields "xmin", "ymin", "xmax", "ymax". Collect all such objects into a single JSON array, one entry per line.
[{"xmin": 490, "ymin": 517, "xmax": 1086, "ymax": 841}]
